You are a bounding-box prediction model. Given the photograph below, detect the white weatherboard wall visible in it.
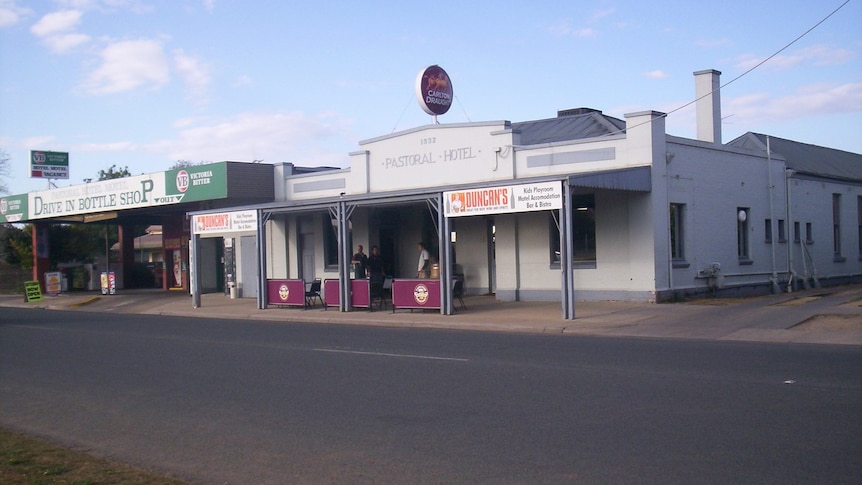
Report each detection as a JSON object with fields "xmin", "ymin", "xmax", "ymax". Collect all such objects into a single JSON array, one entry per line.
[
  {"xmin": 666, "ymin": 139, "xmax": 789, "ymax": 292},
  {"xmin": 789, "ymin": 178, "xmax": 862, "ymax": 280}
]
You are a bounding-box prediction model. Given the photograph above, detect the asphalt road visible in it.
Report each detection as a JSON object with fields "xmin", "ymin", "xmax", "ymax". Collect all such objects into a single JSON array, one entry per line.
[{"xmin": 1, "ymin": 308, "xmax": 860, "ymax": 484}]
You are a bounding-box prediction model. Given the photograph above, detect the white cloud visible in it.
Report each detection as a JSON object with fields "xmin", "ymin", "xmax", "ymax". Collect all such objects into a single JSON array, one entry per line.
[
  {"xmin": 0, "ymin": 0, "xmax": 31, "ymax": 27},
  {"xmin": 173, "ymin": 49, "xmax": 211, "ymax": 102},
  {"xmin": 547, "ymin": 22, "xmax": 597, "ymax": 38},
  {"xmin": 30, "ymin": 10, "xmax": 90, "ymax": 53},
  {"xmin": 735, "ymin": 44, "xmax": 857, "ymax": 71},
  {"xmin": 547, "ymin": 19, "xmax": 572, "ymax": 37},
  {"xmin": 43, "ymin": 32, "xmax": 91, "ymax": 53},
  {"xmin": 726, "ymin": 82, "xmax": 862, "ymax": 122},
  {"xmin": 77, "ymin": 141, "xmax": 137, "ymax": 151},
  {"xmin": 643, "ymin": 70, "xmax": 668, "ymax": 79},
  {"xmin": 149, "ymin": 111, "xmax": 354, "ymax": 166},
  {"xmin": 30, "ymin": 10, "xmax": 82, "ymax": 36},
  {"xmin": 79, "ymin": 39, "xmax": 170, "ymax": 94},
  {"xmin": 590, "ymin": 8, "xmax": 616, "ymax": 22},
  {"xmin": 202, "ymin": 0, "xmax": 215, "ymax": 13},
  {"xmin": 22, "ymin": 136, "xmax": 57, "ymax": 149},
  {"xmin": 232, "ymin": 74, "xmax": 254, "ymax": 87}
]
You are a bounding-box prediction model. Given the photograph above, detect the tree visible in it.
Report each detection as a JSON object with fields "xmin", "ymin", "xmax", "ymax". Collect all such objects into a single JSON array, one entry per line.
[
  {"xmin": 1, "ymin": 224, "xmax": 32, "ymax": 269},
  {"xmin": 0, "ymin": 148, "xmax": 10, "ymax": 194},
  {"xmin": 171, "ymin": 160, "xmax": 195, "ymax": 169},
  {"xmin": 170, "ymin": 160, "xmax": 210, "ymax": 170},
  {"xmin": 97, "ymin": 164, "xmax": 132, "ymax": 180}
]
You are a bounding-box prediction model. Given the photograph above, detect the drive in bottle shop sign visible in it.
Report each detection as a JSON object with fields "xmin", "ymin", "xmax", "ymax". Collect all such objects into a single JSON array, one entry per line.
[
  {"xmin": 31, "ymin": 150, "xmax": 69, "ymax": 179},
  {"xmin": 415, "ymin": 65, "xmax": 453, "ymax": 116},
  {"xmin": 24, "ymin": 162, "xmax": 229, "ymax": 220}
]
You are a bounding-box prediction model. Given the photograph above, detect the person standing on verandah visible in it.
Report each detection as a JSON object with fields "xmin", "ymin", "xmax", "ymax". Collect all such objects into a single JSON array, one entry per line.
[
  {"xmin": 352, "ymin": 245, "xmax": 368, "ymax": 279},
  {"xmin": 416, "ymin": 242, "xmax": 430, "ymax": 278}
]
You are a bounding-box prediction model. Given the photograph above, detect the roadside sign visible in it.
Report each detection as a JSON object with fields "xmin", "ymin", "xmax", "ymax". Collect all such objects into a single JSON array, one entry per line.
[
  {"xmin": 24, "ymin": 281, "xmax": 43, "ymax": 302},
  {"xmin": 101, "ymin": 271, "xmax": 116, "ymax": 295},
  {"xmin": 45, "ymin": 271, "xmax": 62, "ymax": 295},
  {"xmin": 31, "ymin": 150, "xmax": 69, "ymax": 179}
]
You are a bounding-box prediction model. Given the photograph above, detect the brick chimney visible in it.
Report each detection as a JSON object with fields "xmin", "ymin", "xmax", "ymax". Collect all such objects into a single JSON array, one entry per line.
[{"xmin": 694, "ymin": 69, "xmax": 722, "ymax": 144}]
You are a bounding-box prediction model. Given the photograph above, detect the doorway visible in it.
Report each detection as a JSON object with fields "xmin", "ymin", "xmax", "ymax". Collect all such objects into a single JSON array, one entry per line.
[{"xmin": 486, "ymin": 217, "xmax": 496, "ymax": 294}]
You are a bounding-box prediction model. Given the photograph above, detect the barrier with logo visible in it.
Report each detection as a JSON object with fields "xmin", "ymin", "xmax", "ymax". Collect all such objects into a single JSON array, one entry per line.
[
  {"xmin": 323, "ymin": 279, "xmax": 372, "ymax": 310},
  {"xmin": 391, "ymin": 279, "xmax": 441, "ymax": 312},
  {"xmin": 266, "ymin": 279, "xmax": 306, "ymax": 308}
]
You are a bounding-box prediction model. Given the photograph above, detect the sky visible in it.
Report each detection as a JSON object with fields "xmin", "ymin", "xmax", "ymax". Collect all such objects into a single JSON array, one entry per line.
[{"xmin": 1, "ymin": 0, "xmax": 860, "ymax": 195}]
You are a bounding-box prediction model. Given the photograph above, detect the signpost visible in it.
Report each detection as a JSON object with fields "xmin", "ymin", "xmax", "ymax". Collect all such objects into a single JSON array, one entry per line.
[{"xmin": 31, "ymin": 150, "xmax": 69, "ymax": 180}]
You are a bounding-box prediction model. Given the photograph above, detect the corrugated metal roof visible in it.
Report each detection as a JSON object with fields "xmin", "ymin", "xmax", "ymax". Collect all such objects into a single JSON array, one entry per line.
[
  {"xmin": 512, "ymin": 109, "xmax": 625, "ymax": 145},
  {"xmin": 727, "ymin": 132, "xmax": 862, "ymax": 182}
]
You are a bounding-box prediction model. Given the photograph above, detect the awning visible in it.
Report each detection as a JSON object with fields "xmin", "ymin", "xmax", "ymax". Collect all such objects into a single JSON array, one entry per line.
[{"xmin": 568, "ymin": 166, "xmax": 651, "ymax": 192}]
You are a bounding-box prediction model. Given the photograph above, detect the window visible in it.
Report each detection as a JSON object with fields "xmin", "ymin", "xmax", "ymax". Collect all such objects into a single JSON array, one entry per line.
[
  {"xmin": 670, "ymin": 203, "xmax": 685, "ymax": 260},
  {"xmin": 764, "ymin": 219, "xmax": 773, "ymax": 243},
  {"xmin": 777, "ymin": 219, "xmax": 786, "ymax": 243},
  {"xmin": 806, "ymin": 222, "xmax": 813, "ymax": 244},
  {"xmin": 323, "ymin": 216, "xmax": 341, "ymax": 270},
  {"xmin": 833, "ymin": 193, "xmax": 842, "ymax": 259},
  {"xmin": 737, "ymin": 207, "xmax": 750, "ymax": 262},
  {"xmin": 794, "ymin": 221, "xmax": 801, "ymax": 243},
  {"xmin": 549, "ymin": 193, "xmax": 596, "ymax": 266}
]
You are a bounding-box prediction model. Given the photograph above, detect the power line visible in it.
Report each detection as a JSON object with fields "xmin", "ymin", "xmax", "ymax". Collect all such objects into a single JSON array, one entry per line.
[{"xmin": 613, "ymin": 0, "xmax": 850, "ymax": 136}]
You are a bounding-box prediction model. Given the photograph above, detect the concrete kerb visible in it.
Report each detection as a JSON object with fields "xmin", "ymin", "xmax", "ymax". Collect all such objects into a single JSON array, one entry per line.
[{"xmin": 1, "ymin": 284, "xmax": 861, "ymax": 345}]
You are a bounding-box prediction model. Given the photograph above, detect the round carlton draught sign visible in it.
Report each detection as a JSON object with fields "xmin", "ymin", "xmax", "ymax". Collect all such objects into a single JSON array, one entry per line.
[{"xmin": 415, "ymin": 65, "xmax": 453, "ymax": 116}]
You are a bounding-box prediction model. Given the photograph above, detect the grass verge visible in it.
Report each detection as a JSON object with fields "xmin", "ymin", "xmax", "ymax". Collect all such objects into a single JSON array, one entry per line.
[{"xmin": 0, "ymin": 427, "xmax": 189, "ymax": 484}]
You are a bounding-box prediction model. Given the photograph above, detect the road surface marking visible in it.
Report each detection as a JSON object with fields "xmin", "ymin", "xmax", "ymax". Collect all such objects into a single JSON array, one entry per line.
[{"xmin": 314, "ymin": 348, "xmax": 468, "ymax": 362}]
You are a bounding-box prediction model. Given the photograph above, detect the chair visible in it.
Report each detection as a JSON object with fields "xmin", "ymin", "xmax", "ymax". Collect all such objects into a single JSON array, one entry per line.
[
  {"xmin": 305, "ymin": 279, "xmax": 322, "ymax": 308},
  {"xmin": 452, "ymin": 277, "xmax": 466, "ymax": 311}
]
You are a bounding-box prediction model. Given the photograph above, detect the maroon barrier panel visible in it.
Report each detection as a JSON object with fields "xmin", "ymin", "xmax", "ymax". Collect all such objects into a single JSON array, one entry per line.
[
  {"xmin": 323, "ymin": 279, "xmax": 372, "ymax": 310},
  {"xmin": 391, "ymin": 279, "xmax": 441, "ymax": 311},
  {"xmin": 266, "ymin": 279, "xmax": 306, "ymax": 308},
  {"xmin": 324, "ymin": 279, "xmax": 339, "ymax": 307},
  {"xmin": 351, "ymin": 279, "xmax": 371, "ymax": 308}
]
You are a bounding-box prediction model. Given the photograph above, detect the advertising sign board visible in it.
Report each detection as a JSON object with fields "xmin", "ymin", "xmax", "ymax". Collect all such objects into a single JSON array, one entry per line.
[
  {"xmin": 443, "ymin": 181, "xmax": 563, "ymax": 217},
  {"xmin": 415, "ymin": 65, "xmax": 453, "ymax": 116},
  {"xmin": 0, "ymin": 194, "xmax": 27, "ymax": 223},
  {"xmin": 26, "ymin": 162, "xmax": 229, "ymax": 221},
  {"xmin": 31, "ymin": 150, "xmax": 69, "ymax": 179},
  {"xmin": 24, "ymin": 281, "xmax": 42, "ymax": 302},
  {"xmin": 45, "ymin": 271, "xmax": 62, "ymax": 295},
  {"xmin": 192, "ymin": 210, "xmax": 257, "ymax": 235}
]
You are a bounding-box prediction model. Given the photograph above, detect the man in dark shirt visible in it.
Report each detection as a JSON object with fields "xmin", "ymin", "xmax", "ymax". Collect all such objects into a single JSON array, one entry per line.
[
  {"xmin": 367, "ymin": 245, "xmax": 384, "ymax": 284},
  {"xmin": 351, "ymin": 245, "xmax": 368, "ymax": 279}
]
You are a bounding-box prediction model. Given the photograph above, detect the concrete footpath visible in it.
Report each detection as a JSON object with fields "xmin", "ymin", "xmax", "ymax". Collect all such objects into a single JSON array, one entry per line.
[{"xmin": 2, "ymin": 284, "xmax": 861, "ymax": 345}]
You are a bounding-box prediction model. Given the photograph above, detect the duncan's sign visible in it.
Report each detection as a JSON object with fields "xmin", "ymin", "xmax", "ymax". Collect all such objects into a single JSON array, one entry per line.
[{"xmin": 444, "ymin": 181, "xmax": 563, "ymax": 217}]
